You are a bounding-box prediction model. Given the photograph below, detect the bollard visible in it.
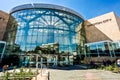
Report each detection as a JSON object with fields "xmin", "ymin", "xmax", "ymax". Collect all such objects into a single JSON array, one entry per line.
[{"xmin": 48, "ymin": 71, "xmax": 50, "ymax": 80}]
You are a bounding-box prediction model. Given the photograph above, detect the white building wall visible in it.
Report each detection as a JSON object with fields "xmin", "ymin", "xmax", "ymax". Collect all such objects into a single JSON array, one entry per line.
[{"xmin": 85, "ymin": 12, "xmax": 120, "ymax": 42}]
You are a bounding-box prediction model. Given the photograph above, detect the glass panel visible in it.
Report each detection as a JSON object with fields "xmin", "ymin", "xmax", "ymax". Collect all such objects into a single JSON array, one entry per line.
[
  {"xmin": 90, "ymin": 44, "xmax": 97, "ymax": 53},
  {"xmin": 98, "ymin": 43, "xmax": 105, "ymax": 54},
  {"xmin": 7, "ymin": 8, "xmax": 83, "ymax": 54},
  {"xmin": 0, "ymin": 43, "xmax": 5, "ymax": 53}
]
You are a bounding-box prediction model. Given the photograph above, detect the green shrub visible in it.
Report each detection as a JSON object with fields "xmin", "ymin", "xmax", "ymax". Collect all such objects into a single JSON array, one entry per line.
[
  {"xmin": 112, "ymin": 63, "xmax": 119, "ymax": 73},
  {"xmin": 27, "ymin": 68, "xmax": 33, "ymax": 75},
  {"xmin": 3, "ymin": 71, "xmax": 10, "ymax": 80},
  {"xmin": 105, "ymin": 65, "xmax": 113, "ymax": 71},
  {"xmin": 2, "ymin": 67, "xmax": 39, "ymax": 80},
  {"xmin": 113, "ymin": 67, "xmax": 119, "ymax": 73}
]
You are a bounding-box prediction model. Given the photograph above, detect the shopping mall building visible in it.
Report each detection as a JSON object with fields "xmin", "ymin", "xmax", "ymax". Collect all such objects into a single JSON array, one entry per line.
[
  {"xmin": 77, "ymin": 12, "xmax": 120, "ymax": 63},
  {"xmin": 0, "ymin": 3, "xmax": 120, "ymax": 67},
  {"xmin": 0, "ymin": 10, "xmax": 10, "ymax": 41}
]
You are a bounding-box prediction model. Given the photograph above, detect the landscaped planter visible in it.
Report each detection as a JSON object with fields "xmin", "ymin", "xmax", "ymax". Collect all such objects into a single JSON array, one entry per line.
[{"xmin": 1, "ymin": 67, "xmax": 39, "ymax": 80}]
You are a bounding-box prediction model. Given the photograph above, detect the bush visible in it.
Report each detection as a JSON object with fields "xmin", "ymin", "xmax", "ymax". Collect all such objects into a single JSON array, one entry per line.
[
  {"xmin": 112, "ymin": 63, "xmax": 119, "ymax": 73},
  {"xmin": 113, "ymin": 67, "xmax": 119, "ymax": 73},
  {"xmin": 105, "ymin": 65, "xmax": 113, "ymax": 71},
  {"xmin": 3, "ymin": 71, "xmax": 10, "ymax": 80},
  {"xmin": 2, "ymin": 67, "xmax": 38, "ymax": 80}
]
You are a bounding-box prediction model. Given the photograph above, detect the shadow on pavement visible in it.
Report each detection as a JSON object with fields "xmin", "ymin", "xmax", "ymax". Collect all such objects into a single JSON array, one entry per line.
[{"xmin": 47, "ymin": 64, "xmax": 95, "ymax": 70}]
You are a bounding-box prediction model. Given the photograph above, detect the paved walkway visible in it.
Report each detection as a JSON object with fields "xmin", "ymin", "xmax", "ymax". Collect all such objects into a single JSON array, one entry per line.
[
  {"xmin": 1, "ymin": 66, "xmax": 120, "ymax": 80},
  {"xmin": 0, "ymin": 68, "xmax": 49, "ymax": 80},
  {"xmin": 50, "ymin": 69, "xmax": 120, "ymax": 80},
  {"xmin": 32, "ymin": 69, "xmax": 49, "ymax": 80}
]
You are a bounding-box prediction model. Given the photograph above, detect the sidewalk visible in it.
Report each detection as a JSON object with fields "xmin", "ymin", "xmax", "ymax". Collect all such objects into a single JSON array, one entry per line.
[
  {"xmin": 50, "ymin": 69, "xmax": 120, "ymax": 80},
  {"xmin": 32, "ymin": 69, "xmax": 49, "ymax": 80}
]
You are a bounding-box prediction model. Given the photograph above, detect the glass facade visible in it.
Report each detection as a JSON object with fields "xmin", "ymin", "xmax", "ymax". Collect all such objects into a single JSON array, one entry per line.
[
  {"xmin": 8, "ymin": 4, "xmax": 84, "ymax": 54},
  {"xmin": 0, "ymin": 41, "xmax": 6, "ymax": 59},
  {"xmin": 84, "ymin": 40, "xmax": 120, "ymax": 58},
  {"xmin": 112, "ymin": 41, "xmax": 120, "ymax": 56},
  {"xmin": 3, "ymin": 4, "xmax": 84, "ymax": 66}
]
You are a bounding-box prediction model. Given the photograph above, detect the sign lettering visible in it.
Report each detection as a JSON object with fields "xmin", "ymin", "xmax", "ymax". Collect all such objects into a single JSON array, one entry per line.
[{"xmin": 87, "ymin": 19, "xmax": 112, "ymax": 27}]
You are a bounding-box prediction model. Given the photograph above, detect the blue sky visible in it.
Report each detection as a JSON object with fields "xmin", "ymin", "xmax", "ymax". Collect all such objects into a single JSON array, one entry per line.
[{"xmin": 0, "ymin": 0, "xmax": 120, "ymax": 19}]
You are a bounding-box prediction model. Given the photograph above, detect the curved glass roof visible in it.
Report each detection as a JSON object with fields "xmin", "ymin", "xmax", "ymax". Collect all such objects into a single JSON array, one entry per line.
[{"xmin": 10, "ymin": 3, "xmax": 84, "ymax": 19}]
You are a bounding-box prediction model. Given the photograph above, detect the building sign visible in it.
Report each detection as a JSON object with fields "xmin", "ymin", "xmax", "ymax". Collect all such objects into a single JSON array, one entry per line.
[{"xmin": 87, "ymin": 19, "xmax": 112, "ymax": 27}]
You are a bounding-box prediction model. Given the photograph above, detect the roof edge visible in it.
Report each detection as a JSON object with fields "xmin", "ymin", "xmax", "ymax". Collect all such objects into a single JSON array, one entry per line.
[{"xmin": 10, "ymin": 3, "xmax": 84, "ymax": 19}]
